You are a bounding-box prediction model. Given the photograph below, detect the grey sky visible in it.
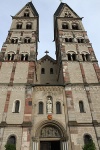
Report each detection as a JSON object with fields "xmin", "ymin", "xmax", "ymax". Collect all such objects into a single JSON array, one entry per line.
[{"xmin": 0, "ymin": 0, "xmax": 100, "ymax": 64}]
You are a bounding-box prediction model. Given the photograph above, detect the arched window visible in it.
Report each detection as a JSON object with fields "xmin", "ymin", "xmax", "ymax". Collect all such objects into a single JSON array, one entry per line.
[
  {"xmin": 84, "ymin": 134, "xmax": 92, "ymax": 145},
  {"xmin": 7, "ymin": 53, "xmax": 15, "ymax": 61},
  {"xmin": 16, "ymin": 23, "xmax": 22, "ymax": 29},
  {"xmin": 67, "ymin": 53, "xmax": 71, "ymax": 61},
  {"xmin": 82, "ymin": 54, "xmax": 86, "ymax": 61},
  {"xmin": 50, "ymin": 68, "xmax": 53, "ymax": 74},
  {"xmin": 86, "ymin": 54, "xmax": 90, "ymax": 61},
  {"xmin": 62, "ymin": 23, "xmax": 69, "ymax": 29},
  {"xmin": 24, "ymin": 10, "xmax": 29, "ymax": 17},
  {"xmin": 8, "ymin": 54, "xmax": 11, "ymax": 61},
  {"xmin": 15, "ymin": 100, "xmax": 20, "ymax": 113},
  {"xmin": 41, "ymin": 68, "xmax": 45, "ymax": 74},
  {"xmin": 65, "ymin": 38, "xmax": 69, "ymax": 42},
  {"xmin": 11, "ymin": 38, "xmax": 18, "ymax": 44},
  {"xmin": 39, "ymin": 102, "xmax": 43, "ymax": 114},
  {"xmin": 24, "ymin": 37, "xmax": 31, "ymax": 43},
  {"xmin": 77, "ymin": 38, "xmax": 84, "ymax": 43},
  {"xmin": 25, "ymin": 54, "xmax": 28, "ymax": 61},
  {"xmin": 21, "ymin": 54, "xmax": 24, "ymax": 61},
  {"xmin": 72, "ymin": 53, "xmax": 76, "ymax": 61},
  {"xmin": 7, "ymin": 135, "xmax": 16, "ymax": 145},
  {"xmin": 21, "ymin": 53, "xmax": 28, "ymax": 61},
  {"xmin": 11, "ymin": 54, "xmax": 14, "ymax": 61},
  {"xmin": 65, "ymin": 38, "xmax": 73, "ymax": 43},
  {"xmin": 69, "ymin": 38, "xmax": 73, "ymax": 42},
  {"xmin": 56, "ymin": 102, "xmax": 61, "ymax": 114},
  {"xmin": 26, "ymin": 23, "xmax": 32, "ymax": 29},
  {"xmin": 79, "ymin": 101, "xmax": 85, "ymax": 113},
  {"xmin": 72, "ymin": 23, "xmax": 79, "ymax": 30}
]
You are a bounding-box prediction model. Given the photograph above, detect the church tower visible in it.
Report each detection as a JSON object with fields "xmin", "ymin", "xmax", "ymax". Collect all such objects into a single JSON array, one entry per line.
[
  {"xmin": 54, "ymin": 2, "xmax": 100, "ymax": 150},
  {"xmin": 0, "ymin": 1, "xmax": 100, "ymax": 150},
  {"xmin": 0, "ymin": 2, "xmax": 39, "ymax": 150}
]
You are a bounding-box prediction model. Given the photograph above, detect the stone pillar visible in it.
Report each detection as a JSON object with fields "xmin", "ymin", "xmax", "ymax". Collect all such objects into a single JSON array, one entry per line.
[
  {"xmin": 33, "ymin": 141, "xmax": 38, "ymax": 150},
  {"xmin": 62, "ymin": 141, "xmax": 68, "ymax": 150}
]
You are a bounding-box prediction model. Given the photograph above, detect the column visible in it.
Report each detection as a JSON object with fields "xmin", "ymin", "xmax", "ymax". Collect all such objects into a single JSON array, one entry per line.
[
  {"xmin": 33, "ymin": 141, "xmax": 38, "ymax": 150},
  {"xmin": 62, "ymin": 141, "xmax": 68, "ymax": 150}
]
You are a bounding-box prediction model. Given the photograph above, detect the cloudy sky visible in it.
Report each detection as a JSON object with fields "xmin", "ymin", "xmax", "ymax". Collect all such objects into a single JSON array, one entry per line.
[{"xmin": 0, "ymin": 0, "xmax": 100, "ymax": 64}]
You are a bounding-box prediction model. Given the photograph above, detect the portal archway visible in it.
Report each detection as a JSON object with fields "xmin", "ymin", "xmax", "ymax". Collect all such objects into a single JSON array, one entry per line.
[{"xmin": 32, "ymin": 120, "xmax": 68, "ymax": 150}]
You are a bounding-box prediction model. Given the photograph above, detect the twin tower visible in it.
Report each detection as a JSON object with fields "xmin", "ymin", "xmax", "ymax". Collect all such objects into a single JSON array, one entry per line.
[{"xmin": 0, "ymin": 1, "xmax": 100, "ymax": 150}]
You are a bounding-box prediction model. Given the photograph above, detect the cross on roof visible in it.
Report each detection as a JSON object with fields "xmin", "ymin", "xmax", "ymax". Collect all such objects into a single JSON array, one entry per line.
[{"xmin": 45, "ymin": 50, "xmax": 49, "ymax": 55}]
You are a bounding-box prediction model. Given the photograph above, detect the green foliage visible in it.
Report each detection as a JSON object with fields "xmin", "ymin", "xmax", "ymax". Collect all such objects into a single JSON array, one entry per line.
[
  {"xmin": 5, "ymin": 144, "xmax": 16, "ymax": 150},
  {"xmin": 82, "ymin": 141, "xmax": 96, "ymax": 150}
]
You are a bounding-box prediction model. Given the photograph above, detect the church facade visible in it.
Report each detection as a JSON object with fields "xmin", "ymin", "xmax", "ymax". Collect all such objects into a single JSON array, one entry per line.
[{"xmin": 0, "ymin": 1, "xmax": 100, "ymax": 150}]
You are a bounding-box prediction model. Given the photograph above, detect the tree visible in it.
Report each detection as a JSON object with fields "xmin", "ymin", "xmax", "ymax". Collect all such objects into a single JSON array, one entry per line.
[
  {"xmin": 5, "ymin": 143, "xmax": 16, "ymax": 150},
  {"xmin": 82, "ymin": 141, "xmax": 96, "ymax": 150}
]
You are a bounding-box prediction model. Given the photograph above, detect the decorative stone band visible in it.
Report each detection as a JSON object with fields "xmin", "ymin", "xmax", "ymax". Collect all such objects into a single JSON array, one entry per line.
[{"xmin": 33, "ymin": 141, "xmax": 38, "ymax": 150}]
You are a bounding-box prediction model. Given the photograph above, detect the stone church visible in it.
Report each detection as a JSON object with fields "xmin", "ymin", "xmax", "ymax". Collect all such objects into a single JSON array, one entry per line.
[{"xmin": 0, "ymin": 1, "xmax": 100, "ymax": 150}]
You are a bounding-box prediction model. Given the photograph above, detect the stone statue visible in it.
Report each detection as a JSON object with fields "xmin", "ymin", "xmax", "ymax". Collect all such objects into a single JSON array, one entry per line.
[{"xmin": 47, "ymin": 97, "xmax": 52, "ymax": 114}]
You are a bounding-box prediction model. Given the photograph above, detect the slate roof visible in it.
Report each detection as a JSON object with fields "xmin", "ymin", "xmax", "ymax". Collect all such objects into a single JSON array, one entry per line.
[
  {"xmin": 15, "ymin": 1, "xmax": 39, "ymax": 17},
  {"xmin": 54, "ymin": 2, "xmax": 80, "ymax": 18},
  {"xmin": 26, "ymin": 2, "xmax": 39, "ymax": 17},
  {"xmin": 38, "ymin": 55, "xmax": 56, "ymax": 64}
]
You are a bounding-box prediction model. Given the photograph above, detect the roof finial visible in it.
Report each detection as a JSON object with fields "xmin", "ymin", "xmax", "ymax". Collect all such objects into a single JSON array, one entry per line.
[
  {"xmin": 45, "ymin": 50, "xmax": 49, "ymax": 55},
  {"xmin": 60, "ymin": 0, "xmax": 62, "ymax": 2}
]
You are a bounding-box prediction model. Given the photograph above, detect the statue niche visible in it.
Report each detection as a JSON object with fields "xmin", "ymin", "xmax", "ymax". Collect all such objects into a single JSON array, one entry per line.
[
  {"xmin": 40, "ymin": 126, "xmax": 60, "ymax": 138},
  {"xmin": 47, "ymin": 96, "xmax": 53, "ymax": 114}
]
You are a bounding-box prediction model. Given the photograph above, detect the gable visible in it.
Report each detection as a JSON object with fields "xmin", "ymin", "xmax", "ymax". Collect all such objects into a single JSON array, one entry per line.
[
  {"xmin": 14, "ymin": 2, "xmax": 38, "ymax": 18},
  {"xmin": 54, "ymin": 3, "xmax": 80, "ymax": 18},
  {"xmin": 38, "ymin": 55, "xmax": 56, "ymax": 64}
]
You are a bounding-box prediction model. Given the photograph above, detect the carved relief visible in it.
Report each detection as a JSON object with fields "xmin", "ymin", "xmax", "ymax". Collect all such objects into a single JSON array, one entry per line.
[{"xmin": 40, "ymin": 126, "xmax": 60, "ymax": 137}]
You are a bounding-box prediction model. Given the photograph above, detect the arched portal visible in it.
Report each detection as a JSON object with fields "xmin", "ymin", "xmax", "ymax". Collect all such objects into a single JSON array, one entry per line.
[{"xmin": 32, "ymin": 120, "xmax": 68, "ymax": 150}]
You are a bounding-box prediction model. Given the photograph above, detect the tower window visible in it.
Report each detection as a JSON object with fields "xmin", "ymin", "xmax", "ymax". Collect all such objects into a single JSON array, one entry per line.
[
  {"xmin": 67, "ymin": 53, "xmax": 71, "ymax": 61},
  {"xmin": 81, "ymin": 53, "xmax": 90, "ymax": 61},
  {"xmin": 82, "ymin": 54, "xmax": 86, "ymax": 61},
  {"xmin": 7, "ymin": 53, "xmax": 15, "ymax": 61},
  {"xmin": 77, "ymin": 38, "xmax": 84, "ymax": 43},
  {"xmin": 39, "ymin": 102, "xmax": 43, "ymax": 114},
  {"xmin": 65, "ymin": 38, "xmax": 73, "ymax": 42},
  {"xmin": 24, "ymin": 37, "xmax": 31, "ymax": 43},
  {"xmin": 62, "ymin": 23, "xmax": 69, "ymax": 29},
  {"xmin": 41, "ymin": 68, "xmax": 45, "ymax": 74},
  {"xmin": 79, "ymin": 101, "xmax": 85, "ymax": 113},
  {"xmin": 26, "ymin": 23, "xmax": 32, "ymax": 29},
  {"xmin": 50, "ymin": 68, "xmax": 53, "ymax": 74},
  {"xmin": 21, "ymin": 53, "xmax": 28, "ymax": 61},
  {"xmin": 11, "ymin": 38, "xmax": 18, "ymax": 44},
  {"xmin": 24, "ymin": 10, "xmax": 30, "ymax": 17},
  {"xmin": 16, "ymin": 23, "xmax": 22, "ymax": 29},
  {"xmin": 21, "ymin": 54, "xmax": 24, "ymax": 61},
  {"xmin": 72, "ymin": 23, "xmax": 79, "ymax": 30},
  {"xmin": 72, "ymin": 53, "xmax": 76, "ymax": 61},
  {"xmin": 25, "ymin": 54, "xmax": 28, "ymax": 61},
  {"xmin": 56, "ymin": 102, "xmax": 61, "ymax": 114},
  {"xmin": 86, "ymin": 54, "xmax": 90, "ymax": 61}
]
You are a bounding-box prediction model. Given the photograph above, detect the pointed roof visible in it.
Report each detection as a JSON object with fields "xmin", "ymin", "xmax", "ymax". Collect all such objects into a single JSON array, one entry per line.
[
  {"xmin": 38, "ymin": 55, "xmax": 56, "ymax": 64},
  {"xmin": 54, "ymin": 2, "xmax": 80, "ymax": 18},
  {"xmin": 15, "ymin": 1, "xmax": 39, "ymax": 17}
]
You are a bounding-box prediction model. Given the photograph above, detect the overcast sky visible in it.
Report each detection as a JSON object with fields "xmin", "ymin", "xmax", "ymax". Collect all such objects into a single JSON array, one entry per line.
[{"xmin": 0, "ymin": 0, "xmax": 100, "ymax": 64}]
